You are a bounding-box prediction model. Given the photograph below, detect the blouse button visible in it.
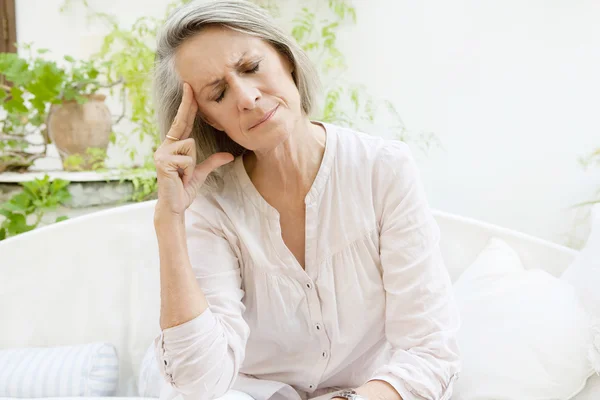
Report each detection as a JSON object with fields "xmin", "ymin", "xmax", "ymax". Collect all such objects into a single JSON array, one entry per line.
[
  {"xmin": 315, "ymin": 323, "xmax": 322, "ymax": 331},
  {"xmin": 164, "ymin": 360, "xmax": 168, "ymax": 366},
  {"xmin": 309, "ymin": 385, "xmax": 314, "ymax": 389},
  {"xmin": 306, "ymin": 282, "xmax": 313, "ymax": 289},
  {"xmin": 322, "ymin": 351, "xmax": 328, "ymax": 358}
]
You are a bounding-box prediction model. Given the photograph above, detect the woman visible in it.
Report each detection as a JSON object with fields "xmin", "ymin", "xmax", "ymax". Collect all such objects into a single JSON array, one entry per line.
[{"xmin": 149, "ymin": 1, "xmax": 460, "ymax": 399}]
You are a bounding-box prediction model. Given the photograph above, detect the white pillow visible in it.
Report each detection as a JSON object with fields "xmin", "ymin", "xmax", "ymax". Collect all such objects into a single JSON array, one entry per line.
[
  {"xmin": 562, "ymin": 203, "xmax": 600, "ymax": 368},
  {"xmin": 0, "ymin": 342, "xmax": 119, "ymax": 397},
  {"xmin": 572, "ymin": 374, "xmax": 600, "ymax": 400},
  {"xmin": 453, "ymin": 237, "xmax": 597, "ymax": 400}
]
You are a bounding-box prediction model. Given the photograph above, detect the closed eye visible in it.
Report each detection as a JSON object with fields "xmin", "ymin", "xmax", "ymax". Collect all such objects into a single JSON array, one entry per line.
[
  {"xmin": 246, "ymin": 62, "xmax": 260, "ymax": 74},
  {"xmin": 214, "ymin": 61, "xmax": 261, "ymax": 103}
]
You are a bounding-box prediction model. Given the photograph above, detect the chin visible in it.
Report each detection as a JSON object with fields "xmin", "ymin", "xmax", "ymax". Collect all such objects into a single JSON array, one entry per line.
[{"xmin": 247, "ymin": 123, "xmax": 291, "ymax": 153}]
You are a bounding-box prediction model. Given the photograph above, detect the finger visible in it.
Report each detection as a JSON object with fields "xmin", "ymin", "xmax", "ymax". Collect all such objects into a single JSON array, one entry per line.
[
  {"xmin": 193, "ymin": 152, "xmax": 235, "ymax": 182},
  {"xmin": 164, "ymin": 83, "xmax": 193, "ymax": 143},
  {"xmin": 161, "ymin": 137, "xmax": 196, "ymax": 158},
  {"xmin": 181, "ymin": 93, "xmax": 198, "ymax": 140},
  {"xmin": 156, "ymin": 154, "xmax": 195, "ymax": 185}
]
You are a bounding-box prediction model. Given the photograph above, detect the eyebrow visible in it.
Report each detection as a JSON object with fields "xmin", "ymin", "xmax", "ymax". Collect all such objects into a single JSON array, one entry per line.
[{"xmin": 202, "ymin": 52, "xmax": 250, "ymax": 92}]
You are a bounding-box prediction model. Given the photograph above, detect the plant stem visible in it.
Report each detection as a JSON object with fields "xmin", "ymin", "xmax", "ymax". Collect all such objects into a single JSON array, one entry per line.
[{"xmin": 114, "ymin": 84, "xmax": 127, "ymax": 124}]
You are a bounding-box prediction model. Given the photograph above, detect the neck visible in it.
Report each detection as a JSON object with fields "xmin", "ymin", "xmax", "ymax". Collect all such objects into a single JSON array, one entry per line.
[{"xmin": 244, "ymin": 118, "xmax": 326, "ymax": 204}]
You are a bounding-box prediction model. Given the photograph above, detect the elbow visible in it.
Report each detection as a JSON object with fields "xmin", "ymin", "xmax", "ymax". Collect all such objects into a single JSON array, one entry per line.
[
  {"xmin": 171, "ymin": 348, "xmax": 238, "ymax": 398},
  {"xmin": 154, "ymin": 313, "xmax": 247, "ymax": 400}
]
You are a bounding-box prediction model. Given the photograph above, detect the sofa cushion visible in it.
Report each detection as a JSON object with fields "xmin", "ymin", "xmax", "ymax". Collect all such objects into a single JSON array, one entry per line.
[
  {"xmin": 452, "ymin": 237, "xmax": 596, "ymax": 400},
  {"xmin": 562, "ymin": 203, "xmax": 600, "ymax": 371},
  {"xmin": 572, "ymin": 374, "xmax": 600, "ymax": 400},
  {"xmin": 0, "ymin": 343, "xmax": 119, "ymax": 397}
]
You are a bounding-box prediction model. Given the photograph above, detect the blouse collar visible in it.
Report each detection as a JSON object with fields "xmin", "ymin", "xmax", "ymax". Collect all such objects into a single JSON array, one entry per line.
[{"xmin": 232, "ymin": 121, "xmax": 338, "ymax": 219}]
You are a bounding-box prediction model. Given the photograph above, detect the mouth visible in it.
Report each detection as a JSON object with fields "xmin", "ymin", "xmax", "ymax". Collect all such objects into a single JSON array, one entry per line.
[{"xmin": 249, "ymin": 104, "xmax": 279, "ymax": 130}]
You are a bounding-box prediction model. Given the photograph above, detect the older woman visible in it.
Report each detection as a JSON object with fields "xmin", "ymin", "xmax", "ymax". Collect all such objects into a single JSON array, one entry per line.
[{"xmin": 149, "ymin": 1, "xmax": 460, "ymax": 400}]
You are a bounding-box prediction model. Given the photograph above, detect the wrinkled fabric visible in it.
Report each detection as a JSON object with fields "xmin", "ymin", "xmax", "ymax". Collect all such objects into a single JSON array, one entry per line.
[{"xmin": 154, "ymin": 122, "xmax": 461, "ymax": 400}]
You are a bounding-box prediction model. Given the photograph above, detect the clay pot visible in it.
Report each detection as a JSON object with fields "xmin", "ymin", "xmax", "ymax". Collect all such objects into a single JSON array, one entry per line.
[{"xmin": 47, "ymin": 94, "xmax": 111, "ymax": 171}]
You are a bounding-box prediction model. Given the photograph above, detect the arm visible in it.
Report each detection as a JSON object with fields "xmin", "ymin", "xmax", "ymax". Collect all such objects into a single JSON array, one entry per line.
[
  {"xmin": 153, "ymin": 201, "xmax": 249, "ymax": 399},
  {"xmin": 357, "ymin": 142, "xmax": 461, "ymax": 400}
]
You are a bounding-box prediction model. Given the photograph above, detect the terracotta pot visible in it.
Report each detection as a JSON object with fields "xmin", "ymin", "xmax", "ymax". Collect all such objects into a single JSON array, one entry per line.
[{"xmin": 47, "ymin": 93, "xmax": 112, "ymax": 171}]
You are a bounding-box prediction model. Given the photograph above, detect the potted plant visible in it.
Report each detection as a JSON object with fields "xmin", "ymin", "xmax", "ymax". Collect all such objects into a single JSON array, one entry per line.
[{"xmin": 0, "ymin": 44, "xmax": 117, "ymax": 172}]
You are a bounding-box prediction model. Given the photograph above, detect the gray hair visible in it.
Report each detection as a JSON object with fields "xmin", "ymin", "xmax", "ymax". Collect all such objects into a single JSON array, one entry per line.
[{"xmin": 153, "ymin": 0, "xmax": 320, "ymax": 189}]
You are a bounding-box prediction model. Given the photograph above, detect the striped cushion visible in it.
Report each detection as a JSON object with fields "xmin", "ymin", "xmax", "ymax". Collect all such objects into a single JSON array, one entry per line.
[{"xmin": 0, "ymin": 342, "xmax": 119, "ymax": 397}]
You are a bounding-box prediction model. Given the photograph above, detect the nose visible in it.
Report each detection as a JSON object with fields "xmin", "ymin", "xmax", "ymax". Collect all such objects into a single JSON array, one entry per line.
[{"xmin": 234, "ymin": 80, "xmax": 260, "ymax": 112}]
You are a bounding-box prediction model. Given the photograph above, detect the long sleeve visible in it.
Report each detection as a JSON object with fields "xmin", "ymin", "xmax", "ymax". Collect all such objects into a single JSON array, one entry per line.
[
  {"xmin": 368, "ymin": 142, "xmax": 461, "ymax": 400},
  {"xmin": 153, "ymin": 199, "xmax": 250, "ymax": 400}
]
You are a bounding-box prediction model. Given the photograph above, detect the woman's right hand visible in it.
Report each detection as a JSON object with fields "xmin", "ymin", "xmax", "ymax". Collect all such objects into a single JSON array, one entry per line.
[{"xmin": 153, "ymin": 82, "xmax": 234, "ymax": 219}]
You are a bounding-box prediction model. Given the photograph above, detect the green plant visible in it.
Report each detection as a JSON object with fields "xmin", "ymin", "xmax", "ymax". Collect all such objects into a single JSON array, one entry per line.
[
  {"xmin": 114, "ymin": 158, "xmax": 159, "ymax": 203},
  {"xmin": 579, "ymin": 147, "xmax": 600, "ymax": 170},
  {"xmin": 0, "ymin": 175, "xmax": 71, "ymax": 240},
  {"xmin": 59, "ymin": 0, "xmax": 437, "ymax": 203},
  {"xmin": 130, "ymin": 174, "xmax": 159, "ymax": 202},
  {"xmin": 60, "ymin": 0, "xmax": 194, "ymax": 163},
  {"xmin": 289, "ymin": 0, "xmax": 439, "ymax": 153},
  {"xmin": 0, "ymin": 44, "xmax": 112, "ymax": 172},
  {"xmin": 575, "ymin": 147, "xmax": 600, "ymax": 207},
  {"xmin": 63, "ymin": 147, "xmax": 108, "ymax": 172}
]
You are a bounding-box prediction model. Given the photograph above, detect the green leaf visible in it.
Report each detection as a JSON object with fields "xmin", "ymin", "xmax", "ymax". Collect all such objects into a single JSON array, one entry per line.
[
  {"xmin": 50, "ymin": 178, "xmax": 71, "ymax": 192},
  {"xmin": 2, "ymin": 202, "xmax": 25, "ymax": 213},
  {"xmin": 7, "ymin": 213, "xmax": 35, "ymax": 234},
  {"xmin": 348, "ymin": 7, "xmax": 357, "ymax": 23},
  {"xmin": 351, "ymin": 89, "xmax": 360, "ymax": 112},
  {"xmin": 75, "ymin": 95, "xmax": 88, "ymax": 104},
  {"xmin": 64, "ymin": 55, "xmax": 76, "ymax": 62},
  {"xmin": 9, "ymin": 192, "xmax": 32, "ymax": 210},
  {"xmin": 55, "ymin": 216, "xmax": 69, "ymax": 223},
  {"xmin": 0, "ymin": 227, "xmax": 6, "ymax": 240}
]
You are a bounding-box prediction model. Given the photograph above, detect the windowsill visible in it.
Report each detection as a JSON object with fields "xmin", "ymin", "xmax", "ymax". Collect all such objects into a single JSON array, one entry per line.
[
  {"xmin": 0, "ymin": 168, "xmax": 156, "ymax": 209},
  {"xmin": 0, "ymin": 168, "xmax": 155, "ymax": 183}
]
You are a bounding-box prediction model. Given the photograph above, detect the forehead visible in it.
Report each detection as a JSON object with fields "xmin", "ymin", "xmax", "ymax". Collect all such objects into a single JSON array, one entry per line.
[{"xmin": 174, "ymin": 26, "xmax": 271, "ymax": 84}]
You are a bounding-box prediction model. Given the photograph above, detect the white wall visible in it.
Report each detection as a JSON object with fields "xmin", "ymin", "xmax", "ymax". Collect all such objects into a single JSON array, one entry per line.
[{"xmin": 16, "ymin": 0, "xmax": 600, "ymax": 247}]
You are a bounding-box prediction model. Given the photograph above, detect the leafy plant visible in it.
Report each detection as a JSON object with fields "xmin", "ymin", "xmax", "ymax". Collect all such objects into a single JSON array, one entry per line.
[
  {"xmin": 0, "ymin": 175, "xmax": 71, "ymax": 240},
  {"xmin": 63, "ymin": 147, "xmax": 108, "ymax": 172},
  {"xmin": 289, "ymin": 0, "xmax": 439, "ymax": 153},
  {"xmin": 575, "ymin": 147, "xmax": 600, "ymax": 207},
  {"xmin": 130, "ymin": 174, "xmax": 159, "ymax": 202},
  {"xmin": 579, "ymin": 147, "xmax": 600, "ymax": 170},
  {"xmin": 58, "ymin": 0, "xmax": 437, "ymax": 204},
  {"xmin": 115, "ymin": 159, "xmax": 159, "ymax": 203},
  {"xmin": 0, "ymin": 44, "xmax": 112, "ymax": 172},
  {"xmin": 60, "ymin": 0, "xmax": 194, "ymax": 162}
]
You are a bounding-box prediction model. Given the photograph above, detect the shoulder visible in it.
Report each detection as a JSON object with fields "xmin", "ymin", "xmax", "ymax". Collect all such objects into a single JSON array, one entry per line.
[{"xmin": 328, "ymin": 123, "xmax": 416, "ymax": 176}]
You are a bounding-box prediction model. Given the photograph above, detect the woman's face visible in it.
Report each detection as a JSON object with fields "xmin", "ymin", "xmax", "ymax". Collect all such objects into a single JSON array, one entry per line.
[{"xmin": 175, "ymin": 26, "xmax": 303, "ymax": 153}]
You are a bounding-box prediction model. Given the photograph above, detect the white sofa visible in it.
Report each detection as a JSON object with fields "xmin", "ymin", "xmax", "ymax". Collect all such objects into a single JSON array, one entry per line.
[{"xmin": 0, "ymin": 200, "xmax": 597, "ymax": 398}]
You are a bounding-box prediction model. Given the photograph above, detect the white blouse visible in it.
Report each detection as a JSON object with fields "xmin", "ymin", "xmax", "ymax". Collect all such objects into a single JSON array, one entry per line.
[{"xmin": 153, "ymin": 122, "xmax": 461, "ymax": 400}]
